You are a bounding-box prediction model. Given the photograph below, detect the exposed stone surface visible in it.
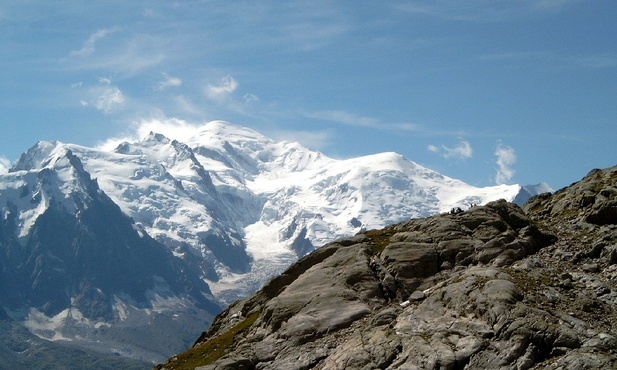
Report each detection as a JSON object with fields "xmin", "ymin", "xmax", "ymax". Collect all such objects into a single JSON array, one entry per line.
[{"xmin": 158, "ymin": 165, "xmax": 617, "ymax": 370}]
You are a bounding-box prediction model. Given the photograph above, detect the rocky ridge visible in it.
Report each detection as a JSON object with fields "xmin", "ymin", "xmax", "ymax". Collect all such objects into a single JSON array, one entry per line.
[{"xmin": 158, "ymin": 165, "xmax": 617, "ymax": 369}]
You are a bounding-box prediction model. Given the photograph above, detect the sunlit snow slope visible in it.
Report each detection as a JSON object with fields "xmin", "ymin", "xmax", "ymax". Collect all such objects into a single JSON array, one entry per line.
[{"xmin": 99, "ymin": 121, "xmax": 524, "ymax": 301}]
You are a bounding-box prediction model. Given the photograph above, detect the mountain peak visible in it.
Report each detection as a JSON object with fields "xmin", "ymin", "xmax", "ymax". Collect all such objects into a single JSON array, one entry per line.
[
  {"xmin": 512, "ymin": 182, "xmax": 554, "ymax": 206},
  {"xmin": 146, "ymin": 131, "xmax": 172, "ymax": 144},
  {"xmin": 11, "ymin": 140, "xmax": 64, "ymax": 172}
]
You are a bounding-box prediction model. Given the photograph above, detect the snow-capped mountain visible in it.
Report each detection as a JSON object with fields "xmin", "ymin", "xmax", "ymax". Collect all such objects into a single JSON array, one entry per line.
[
  {"xmin": 513, "ymin": 182, "xmax": 554, "ymax": 206},
  {"xmin": 0, "ymin": 144, "xmax": 220, "ymax": 363},
  {"xmin": 0, "ymin": 120, "xmax": 542, "ymax": 363}
]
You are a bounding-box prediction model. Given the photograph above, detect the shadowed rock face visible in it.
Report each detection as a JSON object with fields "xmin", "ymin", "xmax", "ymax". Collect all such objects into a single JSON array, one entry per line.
[{"xmin": 158, "ymin": 166, "xmax": 617, "ymax": 370}]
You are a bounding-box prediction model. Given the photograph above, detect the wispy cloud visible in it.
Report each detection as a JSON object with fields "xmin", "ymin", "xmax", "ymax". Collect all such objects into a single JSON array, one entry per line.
[
  {"xmin": 494, "ymin": 141, "xmax": 516, "ymax": 184},
  {"xmin": 278, "ymin": 19, "xmax": 349, "ymax": 51},
  {"xmin": 173, "ymin": 95, "xmax": 202, "ymax": 115},
  {"xmin": 243, "ymin": 93, "xmax": 259, "ymax": 103},
  {"xmin": 393, "ymin": 0, "xmax": 581, "ymax": 22},
  {"xmin": 477, "ymin": 51, "xmax": 545, "ymax": 62},
  {"xmin": 70, "ymin": 27, "xmax": 120, "ymax": 58},
  {"xmin": 306, "ymin": 110, "xmax": 421, "ymax": 132},
  {"xmin": 479, "ymin": 50, "xmax": 617, "ymax": 68},
  {"xmin": 206, "ymin": 75, "xmax": 239, "ymax": 100},
  {"xmin": 307, "ymin": 110, "xmax": 379, "ymax": 127},
  {"xmin": 207, "ymin": 2, "xmax": 351, "ymax": 52},
  {"xmin": 574, "ymin": 55, "xmax": 617, "ymax": 69},
  {"xmin": 156, "ymin": 73, "xmax": 182, "ymax": 91},
  {"xmin": 64, "ymin": 31, "xmax": 167, "ymax": 76},
  {"xmin": 533, "ymin": 0, "xmax": 582, "ymax": 10},
  {"xmin": 428, "ymin": 140, "xmax": 473, "ymax": 160}
]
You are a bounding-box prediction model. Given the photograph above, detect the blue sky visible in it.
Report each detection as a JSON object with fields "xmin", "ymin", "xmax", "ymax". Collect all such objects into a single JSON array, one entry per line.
[{"xmin": 1, "ymin": 1, "xmax": 615, "ymax": 189}]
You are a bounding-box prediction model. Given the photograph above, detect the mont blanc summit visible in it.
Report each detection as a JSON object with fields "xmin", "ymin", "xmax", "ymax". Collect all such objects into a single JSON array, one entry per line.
[{"xmin": 0, "ymin": 120, "xmax": 532, "ymax": 364}]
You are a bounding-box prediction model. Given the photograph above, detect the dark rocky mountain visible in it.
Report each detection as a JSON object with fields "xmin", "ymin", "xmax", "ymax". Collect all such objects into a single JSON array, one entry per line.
[
  {"xmin": 0, "ymin": 149, "xmax": 221, "ymax": 364},
  {"xmin": 158, "ymin": 165, "xmax": 617, "ymax": 369},
  {"xmin": 0, "ymin": 320, "xmax": 149, "ymax": 370}
]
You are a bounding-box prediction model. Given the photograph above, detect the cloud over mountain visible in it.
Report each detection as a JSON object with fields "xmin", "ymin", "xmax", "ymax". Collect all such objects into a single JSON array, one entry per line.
[
  {"xmin": 0, "ymin": 156, "xmax": 10, "ymax": 174},
  {"xmin": 428, "ymin": 140, "xmax": 473, "ymax": 160},
  {"xmin": 495, "ymin": 141, "xmax": 517, "ymax": 184},
  {"xmin": 207, "ymin": 75, "xmax": 239, "ymax": 100}
]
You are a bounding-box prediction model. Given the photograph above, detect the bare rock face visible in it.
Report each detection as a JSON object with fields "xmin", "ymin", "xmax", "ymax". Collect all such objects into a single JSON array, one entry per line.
[{"xmin": 158, "ymin": 166, "xmax": 617, "ymax": 370}]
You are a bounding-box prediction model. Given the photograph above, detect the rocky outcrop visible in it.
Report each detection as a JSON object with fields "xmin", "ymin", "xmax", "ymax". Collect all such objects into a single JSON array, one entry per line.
[{"xmin": 158, "ymin": 166, "xmax": 617, "ymax": 370}]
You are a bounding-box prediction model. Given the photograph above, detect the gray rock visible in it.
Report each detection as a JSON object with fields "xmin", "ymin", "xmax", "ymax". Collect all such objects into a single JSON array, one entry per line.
[
  {"xmin": 159, "ymin": 167, "xmax": 617, "ymax": 370},
  {"xmin": 582, "ymin": 263, "xmax": 600, "ymax": 272},
  {"xmin": 408, "ymin": 290, "xmax": 426, "ymax": 301}
]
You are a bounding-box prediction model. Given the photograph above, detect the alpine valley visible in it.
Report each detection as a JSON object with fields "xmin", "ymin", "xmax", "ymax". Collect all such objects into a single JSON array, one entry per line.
[{"xmin": 0, "ymin": 121, "xmax": 546, "ymax": 367}]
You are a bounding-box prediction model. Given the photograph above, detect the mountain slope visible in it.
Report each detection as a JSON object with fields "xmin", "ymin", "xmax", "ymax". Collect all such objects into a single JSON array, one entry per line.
[
  {"xmin": 157, "ymin": 165, "xmax": 617, "ymax": 370},
  {"xmin": 0, "ymin": 121, "xmax": 537, "ymax": 364},
  {"xmin": 0, "ymin": 320, "xmax": 150, "ymax": 370},
  {"xmin": 0, "ymin": 145, "xmax": 220, "ymax": 363}
]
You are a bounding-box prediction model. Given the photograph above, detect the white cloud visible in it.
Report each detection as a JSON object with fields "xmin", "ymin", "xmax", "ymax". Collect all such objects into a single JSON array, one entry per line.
[
  {"xmin": 206, "ymin": 75, "xmax": 238, "ymax": 100},
  {"xmin": 132, "ymin": 117, "xmax": 196, "ymax": 141},
  {"xmin": 97, "ymin": 117, "xmax": 196, "ymax": 151},
  {"xmin": 428, "ymin": 140, "xmax": 473, "ymax": 160},
  {"xmin": 70, "ymin": 27, "xmax": 120, "ymax": 58},
  {"xmin": 0, "ymin": 157, "xmax": 10, "ymax": 174},
  {"xmin": 306, "ymin": 110, "xmax": 421, "ymax": 132},
  {"xmin": 96, "ymin": 86, "xmax": 125, "ymax": 113},
  {"xmin": 97, "ymin": 117, "xmax": 333, "ymax": 155},
  {"xmin": 243, "ymin": 93, "xmax": 259, "ymax": 103},
  {"xmin": 77, "ymin": 78, "xmax": 126, "ymax": 113},
  {"xmin": 156, "ymin": 73, "xmax": 183, "ymax": 91},
  {"xmin": 427, "ymin": 144, "xmax": 439, "ymax": 153},
  {"xmin": 494, "ymin": 141, "xmax": 516, "ymax": 184},
  {"xmin": 308, "ymin": 110, "xmax": 380, "ymax": 128},
  {"xmin": 99, "ymin": 117, "xmax": 269, "ymax": 154}
]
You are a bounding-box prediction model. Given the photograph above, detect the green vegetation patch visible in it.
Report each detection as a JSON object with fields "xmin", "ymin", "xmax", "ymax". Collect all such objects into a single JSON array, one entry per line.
[
  {"xmin": 364, "ymin": 227, "xmax": 395, "ymax": 254},
  {"xmin": 161, "ymin": 311, "xmax": 260, "ymax": 370}
]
